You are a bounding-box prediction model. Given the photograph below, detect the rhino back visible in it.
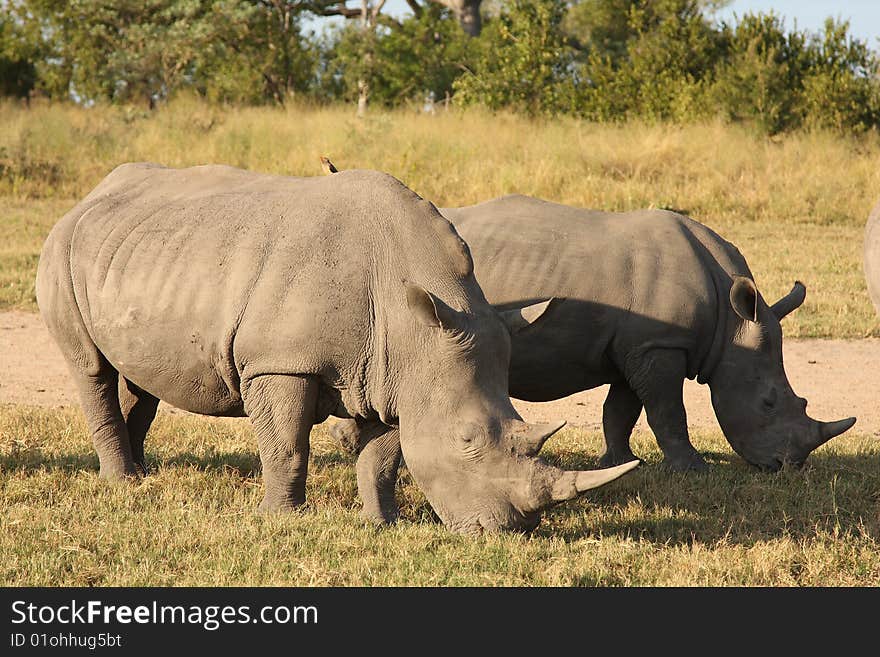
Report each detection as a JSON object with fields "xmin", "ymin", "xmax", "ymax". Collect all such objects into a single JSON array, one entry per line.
[
  {"xmin": 865, "ymin": 199, "xmax": 880, "ymax": 316},
  {"xmin": 46, "ymin": 163, "xmax": 473, "ymax": 416},
  {"xmin": 445, "ymin": 195, "xmax": 746, "ymax": 389}
]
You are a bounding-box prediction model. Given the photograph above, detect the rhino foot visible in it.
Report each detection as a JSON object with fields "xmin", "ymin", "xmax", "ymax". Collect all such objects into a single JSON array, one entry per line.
[
  {"xmin": 599, "ymin": 449, "xmax": 639, "ymax": 468},
  {"xmin": 258, "ymin": 497, "xmax": 307, "ymax": 514},
  {"xmin": 360, "ymin": 506, "xmax": 399, "ymax": 526},
  {"xmin": 662, "ymin": 452, "xmax": 709, "ymax": 472},
  {"xmin": 98, "ymin": 464, "xmax": 143, "ymax": 481}
]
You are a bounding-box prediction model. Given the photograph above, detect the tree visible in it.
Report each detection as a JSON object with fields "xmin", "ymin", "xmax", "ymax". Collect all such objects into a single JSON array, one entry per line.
[
  {"xmin": 800, "ymin": 18, "xmax": 880, "ymax": 132},
  {"xmin": 19, "ymin": 0, "xmax": 228, "ymax": 107},
  {"xmin": 326, "ymin": 4, "xmax": 471, "ymax": 107},
  {"xmin": 711, "ymin": 12, "xmax": 810, "ymax": 133},
  {"xmin": 196, "ymin": 1, "xmax": 318, "ymax": 104},
  {"xmin": 453, "ymin": 0, "xmax": 575, "ymax": 116},
  {"xmin": 577, "ymin": 0, "xmax": 724, "ymax": 121},
  {"xmin": 0, "ymin": 8, "xmax": 38, "ymax": 101}
]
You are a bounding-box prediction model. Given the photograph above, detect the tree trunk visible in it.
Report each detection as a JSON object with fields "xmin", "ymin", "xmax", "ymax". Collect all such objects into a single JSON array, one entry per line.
[
  {"xmin": 357, "ymin": 0, "xmax": 371, "ymax": 117},
  {"xmin": 430, "ymin": 0, "xmax": 482, "ymax": 37},
  {"xmin": 458, "ymin": 0, "xmax": 482, "ymax": 37}
]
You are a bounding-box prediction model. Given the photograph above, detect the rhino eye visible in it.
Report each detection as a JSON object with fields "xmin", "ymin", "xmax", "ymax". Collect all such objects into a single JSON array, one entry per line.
[
  {"xmin": 454, "ymin": 427, "xmax": 486, "ymax": 457},
  {"xmin": 762, "ymin": 388, "xmax": 778, "ymax": 411}
]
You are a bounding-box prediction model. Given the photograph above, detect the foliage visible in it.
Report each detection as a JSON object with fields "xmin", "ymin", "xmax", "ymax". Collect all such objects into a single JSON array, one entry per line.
[
  {"xmin": 800, "ymin": 18, "xmax": 880, "ymax": 133},
  {"xmin": 576, "ymin": 0, "xmax": 723, "ymax": 121},
  {"xmin": 326, "ymin": 6, "xmax": 472, "ymax": 107},
  {"xmin": 0, "ymin": 0, "xmax": 878, "ymax": 131},
  {"xmin": 0, "ymin": 10, "xmax": 37, "ymax": 100},
  {"xmin": 711, "ymin": 13, "xmax": 811, "ymax": 134},
  {"xmin": 3, "ymin": 0, "xmax": 319, "ymax": 106},
  {"xmin": 453, "ymin": 0, "xmax": 576, "ymax": 116}
]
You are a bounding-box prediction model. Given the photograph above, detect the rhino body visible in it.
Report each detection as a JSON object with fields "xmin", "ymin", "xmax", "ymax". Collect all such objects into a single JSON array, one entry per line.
[
  {"xmin": 865, "ymin": 199, "xmax": 880, "ymax": 317},
  {"xmin": 336, "ymin": 194, "xmax": 854, "ymax": 515},
  {"xmin": 446, "ymin": 195, "xmax": 854, "ymax": 469},
  {"xmin": 36, "ymin": 164, "xmax": 637, "ymax": 534}
]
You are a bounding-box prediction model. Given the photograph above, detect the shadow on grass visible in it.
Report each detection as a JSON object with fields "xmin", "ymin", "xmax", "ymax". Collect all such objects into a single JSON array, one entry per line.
[
  {"xmin": 0, "ymin": 447, "xmax": 354, "ymax": 481},
  {"xmin": 536, "ymin": 450, "xmax": 880, "ymax": 546},
  {"xmin": 4, "ymin": 444, "xmax": 877, "ymax": 548}
]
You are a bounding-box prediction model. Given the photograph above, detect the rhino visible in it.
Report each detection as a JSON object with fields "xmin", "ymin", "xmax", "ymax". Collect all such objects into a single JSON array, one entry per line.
[
  {"xmin": 36, "ymin": 163, "xmax": 638, "ymax": 535},
  {"xmin": 329, "ymin": 191, "xmax": 856, "ymax": 523},
  {"xmin": 865, "ymin": 199, "xmax": 880, "ymax": 317}
]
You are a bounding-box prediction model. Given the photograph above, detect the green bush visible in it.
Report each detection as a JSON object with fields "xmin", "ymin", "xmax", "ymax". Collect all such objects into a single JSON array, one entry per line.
[
  {"xmin": 577, "ymin": 0, "xmax": 722, "ymax": 121},
  {"xmin": 453, "ymin": 0, "xmax": 576, "ymax": 116},
  {"xmin": 324, "ymin": 7, "xmax": 472, "ymax": 108}
]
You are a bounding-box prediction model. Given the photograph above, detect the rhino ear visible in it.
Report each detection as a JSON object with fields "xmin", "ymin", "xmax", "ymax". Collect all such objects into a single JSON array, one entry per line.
[
  {"xmin": 499, "ymin": 298, "xmax": 558, "ymax": 333},
  {"xmin": 405, "ymin": 284, "xmax": 462, "ymax": 330},
  {"xmin": 730, "ymin": 276, "xmax": 758, "ymax": 322}
]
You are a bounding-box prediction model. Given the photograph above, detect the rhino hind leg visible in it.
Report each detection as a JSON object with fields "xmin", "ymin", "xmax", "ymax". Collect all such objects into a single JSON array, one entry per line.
[
  {"xmin": 243, "ymin": 374, "xmax": 318, "ymax": 512},
  {"xmin": 118, "ymin": 377, "xmax": 159, "ymax": 476},
  {"xmin": 628, "ymin": 349, "xmax": 708, "ymax": 472},
  {"xmin": 355, "ymin": 427, "xmax": 402, "ymax": 525},
  {"xmin": 599, "ymin": 383, "xmax": 642, "ymax": 467},
  {"xmin": 69, "ymin": 365, "xmax": 141, "ymax": 480}
]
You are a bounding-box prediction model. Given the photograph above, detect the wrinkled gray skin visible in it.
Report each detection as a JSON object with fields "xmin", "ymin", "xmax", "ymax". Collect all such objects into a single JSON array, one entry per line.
[
  {"xmin": 334, "ymin": 194, "xmax": 856, "ymax": 523},
  {"xmin": 36, "ymin": 164, "xmax": 638, "ymax": 535},
  {"xmin": 865, "ymin": 199, "xmax": 880, "ymax": 317}
]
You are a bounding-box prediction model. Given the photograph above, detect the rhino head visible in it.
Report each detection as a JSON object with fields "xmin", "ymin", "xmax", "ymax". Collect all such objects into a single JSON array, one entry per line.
[
  {"xmin": 709, "ymin": 277, "xmax": 855, "ymax": 471},
  {"xmin": 396, "ymin": 285, "xmax": 638, "ymax": 534}
]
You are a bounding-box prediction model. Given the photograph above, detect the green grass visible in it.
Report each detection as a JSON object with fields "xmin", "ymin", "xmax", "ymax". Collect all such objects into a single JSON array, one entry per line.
[
  {"xmin": 2, "ymin": 100, "xmax": 878, "ymax": 335},
  {"xmin": 2, "ymin": 404, "xmax": 878, "ymax": 586}
]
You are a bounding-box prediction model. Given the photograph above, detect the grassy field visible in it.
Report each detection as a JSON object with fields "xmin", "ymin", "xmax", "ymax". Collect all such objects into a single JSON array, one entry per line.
[
  {"xmin": 2, "ymin": 101, "xmax": 879, "ymax": 586},
  {"xmin": 1, "ymin": 98, "xmax": 879, "ymax": 336},
  {"xmin": 1, "ymin": 405, "xmax": 878, "ymax": 586}
]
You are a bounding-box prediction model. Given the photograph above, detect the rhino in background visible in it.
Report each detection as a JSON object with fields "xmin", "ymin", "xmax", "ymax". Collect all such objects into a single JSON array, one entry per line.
[
  {"xmin": 322, "ymin": 175, "xmax": 855, "ymax": 522},
  {"xmin": 865, "ymin": 199, "xmax": 880, "ymax": 317},
  {"xmin": 36, "ymin": 163, "xmax": 638, "ymax": 535}
]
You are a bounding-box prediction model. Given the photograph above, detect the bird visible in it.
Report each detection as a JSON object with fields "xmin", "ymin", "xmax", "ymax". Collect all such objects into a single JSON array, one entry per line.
[{"xmin": 319, "ymin": 156, "xmax": 338, "ymax": 175}]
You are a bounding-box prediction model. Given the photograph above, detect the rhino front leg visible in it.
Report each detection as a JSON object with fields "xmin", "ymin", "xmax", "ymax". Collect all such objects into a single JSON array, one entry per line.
[
  {"xmin": 599, "ymin": 382, "xmax": 642, "ymax": 467},
  {"xmin": 356, "ymin": 427, "xmax": 402, "ymax": 525},
  {"xmin": 243, "ymin": 374, "xmax": 318, "ymax": 512},
  {"xmin": 329, "ymin": 418, "xmax": 402, "ymax": 524},
  {"xmin": 118, "ymin": 377, "xmax": 159, "ymax": 476},
  {"xmin": 628, "ymin": 349, "xmax": 708, "ymax": 471}
]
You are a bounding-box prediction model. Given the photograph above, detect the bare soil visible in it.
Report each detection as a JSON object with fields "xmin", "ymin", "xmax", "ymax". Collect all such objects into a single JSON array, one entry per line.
[{"xmin": 2, "ymin": 310, "xmax": 878, "ymax": 434}]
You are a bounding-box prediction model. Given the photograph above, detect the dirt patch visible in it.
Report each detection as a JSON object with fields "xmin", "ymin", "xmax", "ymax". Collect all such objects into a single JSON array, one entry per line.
[{"xmin": 2, "ymin": 310, "xmax": 878, "ymax": 434}]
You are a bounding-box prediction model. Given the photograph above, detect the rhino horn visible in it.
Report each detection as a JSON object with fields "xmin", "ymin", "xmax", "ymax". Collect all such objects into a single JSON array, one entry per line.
[
  {"xmin": 549, "ymin": 460, "xmax": 640, "ymax": 502},
  {"xmin": 805, "ymin": 417, "xmax": 857, "ymax": 451},
  {"xmin": 499, "ymin": 298, "xmax": 558, "ymax": 334},
  {"xmin": 771, "ymin": 281, "xmax": 807, "ymax": 320},
  {"xmin": 516, "ymin": 420, "xmax": 567, "ymax": 456}
]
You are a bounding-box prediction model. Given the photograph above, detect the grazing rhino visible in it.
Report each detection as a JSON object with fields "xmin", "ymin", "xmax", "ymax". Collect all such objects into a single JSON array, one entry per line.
[
  {"xmin": 865, "ymin": 199, "xmax": 880, "ymax": 317},
  {"xmin": 328, "ymin": 189, "xmax": 856, "ymax": 521},
  {"xmin": 36, "ymin": 163, "xmax": 638, "ymax": 534}
]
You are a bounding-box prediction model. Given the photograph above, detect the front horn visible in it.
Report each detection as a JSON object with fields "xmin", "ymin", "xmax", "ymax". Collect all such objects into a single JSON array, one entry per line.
[
  {"xmin": 806, "ymin": 417, "xmax": 857, "ymax": 451},
  {"xmin": 771, "ymin": 281, "xmax": 807, "ymax": 320},
  {"xmin": 550, "ymin": 460, "xmax": 640, "ymax": 502}
]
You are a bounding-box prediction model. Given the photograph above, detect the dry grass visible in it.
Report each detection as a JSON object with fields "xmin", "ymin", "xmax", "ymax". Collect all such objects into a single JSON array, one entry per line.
[
  {"xmin": 2, "ymin": 404, "xmax": 878, "ymax": 586},
  {"xmin": 2, "ymin": 100, "xmax": 878, "ymax": 586},
  {"xmin": 2, "ymin": 98, "xmax": 878, "ymax": 335}
]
